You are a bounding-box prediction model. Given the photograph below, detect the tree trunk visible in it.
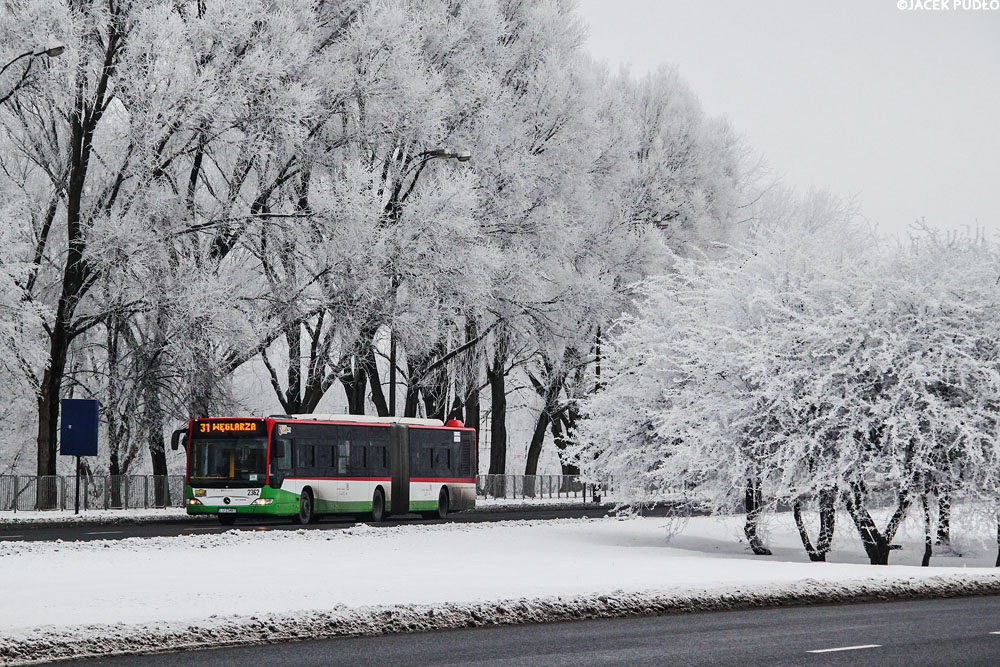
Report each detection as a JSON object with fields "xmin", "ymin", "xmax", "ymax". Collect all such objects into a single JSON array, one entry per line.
[
  {"xmin": 525, "ymin": 377, "xmax": 562, "ymax": 476},
  {"xmin": 921, "ymin": 494, "xmax": 933, "ymax": 567},
  {"xmin": 465, "ymin": 381, "xmax": 480, "ymax": 434},
  {"xmin": 404, "ymin": 357, "xmax": 421, "ymax": 418},
  {"xmin": 462, "ymin": 315, "xmax": 481, "ymax": 439},
  {"xmin": 553, "ymin": 411, "xmax": 580, "ymax": 476},
  {"xmin": 594, "ymin": 325, "xmax": 602, "ymax": 391},
  {"xmin": 936, "ymin": 492, "xmax": 951, "ymax": 546},
  {"xmin": 487, "ymin": 362, "xmax": 507, "ymax": 474},
  {"xmin": 743, "ymin": 477, "xmax": 772, "ymax": 556},
  {"xmin": 37, "ymin": 277, "xmax": 80, "ymax": 478},
  {"xmin": 284, "ymin": 323, "xmax": 302, "ymax": 412},
  {"xmin": 817, "ymin": 487, "xmax": 836, "ymax": 554},
  {"xmin": 995, "ymin": 518, "xmax": 1000, "ymax": 568},
  {"xmin": 36, "ymin": 332, "xmax": 70, "ymax": 508},
  {"xmin": 145, "ymin": 310, "xmax": 169, "ymax": 503},
  {"xmin": 106, "ymin": 316, "xmax": 123, "ymax": 510},
  {"xmin": 486, "ymin": 326, "xmax": 509, "ymax": 475},
  {"xmin": 843, "ymin": 486, "xmax": 910, "ymax": 565},
  {"xmin": 106, "ymin": 312, "xmax": 123, "ymax": 480},
  {"xmin": 340, "ymin": 361, "xmax": 367, "ymax": 415},
  {"xmin": 188, "ymin": 347, "xmax": 218, "ymax": 418},
  {"xmin": 35, "ymin": 18, "xmax": 121, "ymax": 506},
  {"xmin": 791, "ymin": 487, "xmax": 836, "ymax": 562},
  {"xmin": 363, "ymin": 345, "xmax": 389, "ymax": 417},
  {"xmin": 523, "ymin": 409, "xmax": 550, "ymax": 476}
]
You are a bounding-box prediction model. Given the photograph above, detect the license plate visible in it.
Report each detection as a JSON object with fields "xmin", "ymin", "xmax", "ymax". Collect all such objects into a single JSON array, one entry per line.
[{"xmin": 217, "ymin": 508, "xmax": 237, "ymax": 514}]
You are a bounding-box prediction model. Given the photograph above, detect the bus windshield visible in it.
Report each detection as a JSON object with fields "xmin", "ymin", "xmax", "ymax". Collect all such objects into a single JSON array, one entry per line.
[{"xmin": 189, "ymin": 437, "xmax": 268, "ymax": 487}]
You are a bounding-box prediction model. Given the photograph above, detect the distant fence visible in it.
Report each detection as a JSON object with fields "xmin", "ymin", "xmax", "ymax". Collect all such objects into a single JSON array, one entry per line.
[
  {"xmin": 476, "ymin": 474, "xmax": 606, "ymax": 502},
  {"xmin": 0, "ymin": 475, "xmax": 186, "ymax": 511},
  {"xmin": 0, "ymin": 474, "xmax": 604, "ymax": 512}
]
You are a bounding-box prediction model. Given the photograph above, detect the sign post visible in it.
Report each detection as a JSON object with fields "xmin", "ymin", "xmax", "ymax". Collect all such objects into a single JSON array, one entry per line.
[{"xmin": 59, "ymin": 399, "xmax": 99, "ymax": 514}]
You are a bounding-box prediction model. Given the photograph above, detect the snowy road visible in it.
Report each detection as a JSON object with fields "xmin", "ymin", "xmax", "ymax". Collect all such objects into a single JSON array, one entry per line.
[
  {"xmin": 0, "ymin": 504, "xmax": 653, "ymax": 543},
  {"xmin": 64, "ymin": 596, "xmax": 1000, "ymax": 666}
]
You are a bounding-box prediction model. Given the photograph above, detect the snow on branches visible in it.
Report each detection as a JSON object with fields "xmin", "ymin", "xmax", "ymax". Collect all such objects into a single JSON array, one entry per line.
[{"xmin": 574, "ymin": 196, "xmax": 1000, "ymax": 564}]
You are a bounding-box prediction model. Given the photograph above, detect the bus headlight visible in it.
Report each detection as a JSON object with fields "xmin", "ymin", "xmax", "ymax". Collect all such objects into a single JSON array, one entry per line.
[
  {"xmin": 251, "ymin": 498, "xmax": 274, "ymax": 506},
  {"xmin": 187, "ymin": 498, "xmax": 203, "ymax": 505}
]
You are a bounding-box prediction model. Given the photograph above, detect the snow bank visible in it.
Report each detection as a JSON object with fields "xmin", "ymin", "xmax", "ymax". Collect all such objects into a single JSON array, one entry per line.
[
  {"xmin": 2, "ymin": 515, "xmax": 999, "ymax": 664},
  {"xmin": 5, "ymin": 576, "xmax": 1000, "ymax": 665}
]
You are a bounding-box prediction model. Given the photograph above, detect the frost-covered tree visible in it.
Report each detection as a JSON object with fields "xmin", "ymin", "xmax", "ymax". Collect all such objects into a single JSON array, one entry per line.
[
  {"xmin": 0, "ymin": 0, "xmax": 324, "ymax": 482},
  {"xmin": 574, "ymin": 191, "xmax": 1000, "ymax": 565},
  {"xmin": 0, "ymin": 0, "xmax": 767, "ymax": 487},
  {"xmin": 505, "ymin": 61, "xmax": 749, "ymax": 476}
]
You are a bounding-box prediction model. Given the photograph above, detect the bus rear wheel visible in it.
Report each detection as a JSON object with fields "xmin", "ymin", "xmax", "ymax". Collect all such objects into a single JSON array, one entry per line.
[
  {"xmin": 295, "ymin": 488, "xmax": 316, "ymax": 525},
  {"xmin": 370, "ymin": 488, "xmax": 386, "ymax": 522},
  {"xmin": 421, "ymin": 487, "xmax": 449, "ymax": 520}
]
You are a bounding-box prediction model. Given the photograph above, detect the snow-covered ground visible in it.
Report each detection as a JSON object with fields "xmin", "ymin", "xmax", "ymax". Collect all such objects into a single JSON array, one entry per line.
[{"xmin": 2, "ymin": 507, "xmax": 999, "ymax": 663}]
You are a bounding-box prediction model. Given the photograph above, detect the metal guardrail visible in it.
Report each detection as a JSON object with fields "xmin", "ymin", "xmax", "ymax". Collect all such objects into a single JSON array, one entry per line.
[{"xmin": 0, "ymin": 474, "xmax": 602, "ymax": 511}]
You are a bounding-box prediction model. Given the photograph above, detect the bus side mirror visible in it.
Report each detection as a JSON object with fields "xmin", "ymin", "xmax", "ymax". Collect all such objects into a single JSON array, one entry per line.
[
  {"xmin": 272, "ymin": 441, "xmax": 285, "ymax": 458},
  {"xmin": 170, "ymin": 428, "xmax": 188, "ymax": 451}
]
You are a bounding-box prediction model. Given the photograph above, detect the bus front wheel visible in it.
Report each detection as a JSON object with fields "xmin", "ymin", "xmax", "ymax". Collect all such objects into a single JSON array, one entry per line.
[{"xmin": 295, "ymin": 488, "xmax": 316, "ymax": 525}]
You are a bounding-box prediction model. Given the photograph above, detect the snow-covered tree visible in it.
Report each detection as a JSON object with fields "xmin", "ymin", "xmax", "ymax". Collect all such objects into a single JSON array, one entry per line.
[{"xmin": 574, "ymin": 190, "xmax": 1000, "ymax": 565}]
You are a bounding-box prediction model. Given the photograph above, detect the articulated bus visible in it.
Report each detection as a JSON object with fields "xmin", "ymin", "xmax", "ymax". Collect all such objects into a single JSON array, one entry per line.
[{"xmin": 170, "ymin": 414, "xmax": 476, "ymax": 525}]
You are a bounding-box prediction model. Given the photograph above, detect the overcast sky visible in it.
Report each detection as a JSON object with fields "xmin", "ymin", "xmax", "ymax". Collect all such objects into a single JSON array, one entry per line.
[{"xmin": 577, "ymin": 0, "xmax": 1000, "ymax": 237}]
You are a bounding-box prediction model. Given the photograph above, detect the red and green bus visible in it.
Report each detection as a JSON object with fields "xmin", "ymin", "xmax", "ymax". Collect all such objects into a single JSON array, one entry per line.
[{"xmin": 171, "ymin": 414, "xmax": 476, "ymax": 525}]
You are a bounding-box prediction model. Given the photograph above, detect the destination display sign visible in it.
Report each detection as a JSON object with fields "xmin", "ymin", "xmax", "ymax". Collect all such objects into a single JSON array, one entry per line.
[{"xmin": 195, "ymin": 420, "xmax": 262, "ymax": 435}]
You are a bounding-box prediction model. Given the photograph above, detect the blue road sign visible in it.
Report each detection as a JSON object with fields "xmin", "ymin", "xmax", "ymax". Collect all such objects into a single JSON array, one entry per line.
[{"xmin": 60, "ymin": 399, "xmax": 99, "ymax": 457}]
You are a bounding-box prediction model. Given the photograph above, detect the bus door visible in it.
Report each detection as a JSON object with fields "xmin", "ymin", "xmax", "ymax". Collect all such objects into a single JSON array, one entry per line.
[{"xmin": 390, "ymin": 424, "xmax": 409, "ymax": 514}]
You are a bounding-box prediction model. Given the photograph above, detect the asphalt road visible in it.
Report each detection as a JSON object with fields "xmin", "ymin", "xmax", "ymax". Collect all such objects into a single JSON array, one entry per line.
[
  {"xmin": 0, "ymin": 504, "xmax": 677, "ymax": 543},
  {"xmin": 67, "ymin": 596, "xmax": 1000, "ymax": 666}
]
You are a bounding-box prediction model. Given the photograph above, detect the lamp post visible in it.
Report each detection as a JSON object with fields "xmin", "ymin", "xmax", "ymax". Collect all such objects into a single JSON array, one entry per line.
[
  {"xmin": 0, "ymin": 41, "xmax": 65, "ymax": 105},
  {"xmin": 387, "ymin": 147, "xmax": 472, "ymax": 416}
]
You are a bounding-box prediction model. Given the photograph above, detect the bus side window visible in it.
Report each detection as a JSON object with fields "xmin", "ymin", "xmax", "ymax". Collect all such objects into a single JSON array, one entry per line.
[
  {"xmin": 273, "ymin": 439, "xmax": 292, "ymax": 470},
  {"xmin": 350, "ymin": 441, "xmax": 365, "ymax": 474},
  {"xmin": 271, "ymin": 438, "xmax": 292, "ymax": 488},
  {"xmin": 298, "ymin": 442, "xmax": 315, "ymax": 473},
  {"xmin": 337, "ymin": 442, "xmax": 349, "ymax": 475},
  {"xmin": 316, "ymin": 443, "xmax": 332, "ymax": 470},
  {"xmin": 369, "ymin": 429, "xmax": 390, "ymax": 473}
]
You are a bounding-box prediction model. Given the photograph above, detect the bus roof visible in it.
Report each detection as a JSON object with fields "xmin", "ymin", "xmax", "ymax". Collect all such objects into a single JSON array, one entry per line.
[{"xmin": 285, "ymin": 413, "xmax": 445, "ymax": 426}]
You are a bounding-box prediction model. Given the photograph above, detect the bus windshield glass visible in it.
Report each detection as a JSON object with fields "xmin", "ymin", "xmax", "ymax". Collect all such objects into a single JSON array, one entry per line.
[{"xmin": 189, "ymin": 437, "xmax": 268, "ymax": 487}]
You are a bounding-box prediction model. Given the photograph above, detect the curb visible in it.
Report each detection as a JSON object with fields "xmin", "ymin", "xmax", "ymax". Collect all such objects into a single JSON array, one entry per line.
[{"xmin": 3, "ymin": 574, "xmax": 1000, "ymax": 664}]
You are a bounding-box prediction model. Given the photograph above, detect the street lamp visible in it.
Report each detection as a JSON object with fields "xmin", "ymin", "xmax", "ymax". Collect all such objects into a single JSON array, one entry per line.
[
  {"xmin": 387, "ymin": 146, "xmax": 472, "ymax": 416},
  {"xmin": 34, "ymin": 41, "xmax": 66, "ymax": 58},
  {"xmin": 0, "ymin": 40, "xmax": 66, "ymax": 105}
]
